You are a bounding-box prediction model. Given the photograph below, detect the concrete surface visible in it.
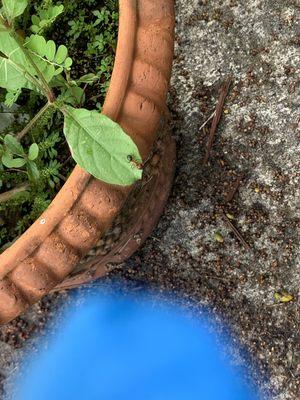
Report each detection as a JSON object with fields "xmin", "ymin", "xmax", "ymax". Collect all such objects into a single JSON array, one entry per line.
[{"xmin": 116, "ymin": 1, "xmax": 300, "ymax": 398}]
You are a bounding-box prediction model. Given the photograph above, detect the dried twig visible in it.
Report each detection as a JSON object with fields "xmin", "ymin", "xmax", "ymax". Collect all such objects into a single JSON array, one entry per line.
[
  {"xmin": 203, "ymin": 77, "xmax": 232, "ymax": 164},
  {"xmin": 199, "ymin": 111, "xmax": 216, "ymax": 132},
  {"xmin": 225, "ymin": 174, "xmax": 243, "ymax": 203},
  {"xmin": 222, "ymin": 210, "xmax": 251, "ymax": 251},
  {"xmin": 0, "ymin": 182, "xmax": 30, "ymax": 204}
]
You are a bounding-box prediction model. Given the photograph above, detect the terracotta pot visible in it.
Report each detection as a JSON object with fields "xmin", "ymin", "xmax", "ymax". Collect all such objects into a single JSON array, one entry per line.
[{"xmin": 0, "ymin": 0, "xmax": 175, "ymax": 324}]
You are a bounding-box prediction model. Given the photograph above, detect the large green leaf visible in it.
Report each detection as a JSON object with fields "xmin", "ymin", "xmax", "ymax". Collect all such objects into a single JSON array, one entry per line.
[
  {"xmin": 63, "ymin": 106, "xmax": 143, "ymax": 185},
  {"xmin": 0, "ymin": 14, "xmax": 6, "ymax": 31},
  {"xmin": 0, "ymin": 56, "xmax": 28, "ymax": 90},
  {"xmin": 0, "ymin": 31, "xmax": 27, "ymax": 65},
  {"xmin": 2, "ymin": 0, "xmax": 28, "ymax": 21},
  {"xmin": 0, "ymin": 31, "xmax": 39, "ymax": 91},
  {"xmin": 0, "ymin": 54, "xmax": 40, "ymax": 91}
]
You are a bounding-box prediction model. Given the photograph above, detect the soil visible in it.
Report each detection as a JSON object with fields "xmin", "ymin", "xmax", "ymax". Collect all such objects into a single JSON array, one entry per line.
[{"xmin": 0, "ymin": 1, "xmax": 299, "ymax": 399}]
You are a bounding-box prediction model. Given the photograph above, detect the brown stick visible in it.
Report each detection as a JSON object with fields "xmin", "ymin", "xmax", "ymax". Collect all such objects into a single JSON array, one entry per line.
[
  {"xmin": 225, "ymin": 174, "xmax": 243, "ymax": 203},
  {"xmin": 0, "ymin": 182, "xmax": 30, "ymax": 204},
  {"xmin": 203, "ymin": 77, "xmax": 232, "ymax": 164},
  {"xmin": 222, "ymin": 210, "xmax": 251, "ymax": 251}
]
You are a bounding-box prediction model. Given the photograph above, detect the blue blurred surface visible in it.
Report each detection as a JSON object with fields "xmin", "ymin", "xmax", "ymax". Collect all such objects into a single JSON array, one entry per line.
[{"xmin": 13, "ymin": 291, "xmax": 259, "ymax": 400}]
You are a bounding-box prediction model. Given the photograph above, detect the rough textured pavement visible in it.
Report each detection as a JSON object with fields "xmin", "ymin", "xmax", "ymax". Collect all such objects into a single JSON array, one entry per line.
[
  {"xmin": 117, "ymin": 1, "xmax": 300, "ymax": 397},
  {"xmin": 0, "ymin": 1, "xmax": 299, "ymax": 399}
]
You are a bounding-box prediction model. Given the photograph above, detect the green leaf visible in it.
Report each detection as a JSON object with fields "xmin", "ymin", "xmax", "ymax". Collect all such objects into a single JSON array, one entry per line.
[
  {"xmin": 4, "ymin": 134, "xmax": 24, "ymax": 154},
  {"xmin": 2, "ymin": 0, "xmax": 28, "ymax": 22},
  {"xmin": 274, "ymin": 292, "xmax": 293, "ymax": 303},
  {"xmin": 49, "ymin": 73, "xmax": 67, "ymax": 88},
  {"xmin": 45, "ymin": 40, "xmax": 56, "ymax": 61},
  {"xmin": 0, "ymin": 31, "xmax": 25, "ymax": 62},
  {"xmin": 27, "ymin": 160, "xmax": 40, "ymax": 181},
  {"xmin": 77, "ymin": 73, "xmax": 99, "ymax": 84},
  {"xmin": 63, "ymin": 106, "xmax": 143, "ymax": 185},
  {"xmin": 31, "ymin": 15, "xmax": 39, "ymax": 26},
  {"xmin": 59, "ymin": 86, "xmax": 84, "ymax": 106},
  {"xmin": 31, "ymin": 25, "xmax": 39, "ymax": 33},
  {"xmin": 0, "ymin": 56, "xmax": 27, "ymax": 90},
  {"xmin": 53, "ymin": 66, "xmax": 63, "ymax": 76},
  {"xmin": 2, "ymin": 153, "xmax": 14, "ymax": 168},
  {"xmin": 30, "ymin": 4, "xmax": 64, "ymax": 34},
  {"xmin": 43, "ymin": 63, "xmax": 55, "ymax": 81},
  {"xmin": 55, "ymin": 45, "xmax": 67, "ymax": 64},
  {"xmin": 0, "ymin": 14, "xmax": 6, "ymax": 31},
  {"xmin": 64, "ymin": 57, "xmax": 72, "ymax": 69},
  {"xmin": 0, "ymin": 32, "xmax": 40, "ymax": 91},
  {"xmin": 28, "ymin": 143, "xmax": 39, "ymax": 160},
  {"xmin": 25, "ymin": 34, "xmax": 46, "ymax": 55},
  {"xmin": 4, "ymin": 88, "xmax": 21, "ymax": 107},
  {"xmin": 24, "ymin": 35, "xmax": 72, "ymax": 82},
  {"xmin": 2, "ymin": 153, "xmax": 26, "ymax": 168},
  {"xmin": 9, "ymin": 157, "xmax": 26, "ymax": 167}
]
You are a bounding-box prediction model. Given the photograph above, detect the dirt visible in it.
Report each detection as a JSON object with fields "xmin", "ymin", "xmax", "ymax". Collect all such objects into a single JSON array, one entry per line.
[{"xmin": 0, "ymin": 0, "xmax": 299, "ymax": 399}]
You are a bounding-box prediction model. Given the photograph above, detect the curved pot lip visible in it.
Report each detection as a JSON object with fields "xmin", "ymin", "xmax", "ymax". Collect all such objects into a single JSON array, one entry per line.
[{"xmin": 0, "ymin": 0, "xmax": 137, "ymax": 276}]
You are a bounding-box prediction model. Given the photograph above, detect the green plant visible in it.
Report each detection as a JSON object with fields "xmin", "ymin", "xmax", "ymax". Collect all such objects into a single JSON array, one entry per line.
[
  {"xmin": 0, "ymin": 133, "xmax": 40, "ymax": 179},
  {"xmin": 30, "ymin": 3, "xmax": 64, "ymax": 34},
  {"xmin": 59, "ymin": 0, "xmax": 118, "ymax": 109},
  {"xmin": 0, "ymin": 0, "xmax": 141, "ymax": 250},
  {"xmin": 0, "ymin": 0, "xmax": 142, "ymax": 186}
]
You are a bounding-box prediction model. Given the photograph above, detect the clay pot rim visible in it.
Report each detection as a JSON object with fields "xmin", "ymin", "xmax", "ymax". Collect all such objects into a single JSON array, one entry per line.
[{"xmin": 0, "ymin": 0, "xmax": 137, "ymax": 277}]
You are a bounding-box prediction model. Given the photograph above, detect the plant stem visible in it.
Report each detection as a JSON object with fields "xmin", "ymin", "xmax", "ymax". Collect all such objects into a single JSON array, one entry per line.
[
  {"xmin": 17, "ymin": 102, "xmax": 52, "ymax": 140},
  {"xmin": 0, "ymin": 182, "xmax": 30, "ymax": 204},
  {"xmin": 79, "ymin": 83, "xmax": 88, "ymax": 107}
]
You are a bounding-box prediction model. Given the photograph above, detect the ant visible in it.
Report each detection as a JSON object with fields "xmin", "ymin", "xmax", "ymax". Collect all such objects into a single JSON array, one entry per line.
[{"xmin": 127, "ymin": 155, "xmax": 143, "ymax": 170}]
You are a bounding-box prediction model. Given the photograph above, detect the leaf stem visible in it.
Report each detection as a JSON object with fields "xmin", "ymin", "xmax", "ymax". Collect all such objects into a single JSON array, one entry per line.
[
  {"xmin": 0, "ymin": 182, "xmax": 30, "ymax": 204},
  {"xmin": 17, "ymin": 102, "xmax": 52, "ymax": 140}
]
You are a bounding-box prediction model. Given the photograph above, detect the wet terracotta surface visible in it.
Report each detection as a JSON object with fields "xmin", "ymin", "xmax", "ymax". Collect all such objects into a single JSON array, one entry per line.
[{"xmin": 0, "ymin": 0, "xmax": 175, "ymax": 324}]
